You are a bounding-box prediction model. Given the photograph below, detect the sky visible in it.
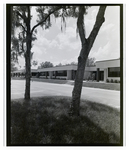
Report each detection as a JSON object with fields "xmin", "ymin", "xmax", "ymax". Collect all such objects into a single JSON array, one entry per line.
[{"xmin": 16, "ymin": 6, "xmax": 120, "ymax": 69}]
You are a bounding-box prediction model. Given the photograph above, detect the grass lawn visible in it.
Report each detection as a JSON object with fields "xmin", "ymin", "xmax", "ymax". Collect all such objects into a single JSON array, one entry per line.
[
  {"xmin": 10, "ymin": 96, "xmax": 120, "ymax": 145},
  {"xmin": 67, "ymin": 81, "xmax": 120, "ymax": 91}
]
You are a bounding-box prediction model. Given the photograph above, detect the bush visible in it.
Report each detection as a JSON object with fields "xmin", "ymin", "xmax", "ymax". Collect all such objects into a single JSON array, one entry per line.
[
  {"xmin": 106, "ymin": 79, "xmax": 109, "ymax": 83},
  {"xmin": 110, "ymin": 79, "xmax": 114, "ymax": 83},
  {"xmin": 87, "ymin": 77, "xmax": 90, "ymax": 81},
  {"xmin": 114, "ymin": 80, "xmax": 118, "ymax": 83}
]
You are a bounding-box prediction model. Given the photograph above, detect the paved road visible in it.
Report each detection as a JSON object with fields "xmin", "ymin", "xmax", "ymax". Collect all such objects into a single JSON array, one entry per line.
[{"xmin": 11, "ymin": 80, "xmax": 120, "ymax": 109}]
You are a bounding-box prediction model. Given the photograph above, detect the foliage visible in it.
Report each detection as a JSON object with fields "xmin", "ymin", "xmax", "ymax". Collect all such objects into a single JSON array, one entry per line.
[
  {"xmin": 32, "ymin": 60, "xmax": 38, "ymax": 66},
  {"xmin": 36, "ymin": 6, "xmax": 52, "ymax": 29},
  {"xmin": 55, "ymin": 57, "xmax": 95, "ymax": 67},
  {"xmin": 11, "ymin": 5, "xmax": 68, "ymax": 99},
  {"xmin": 11, "ymin": 62, "xmax": 18, "ymax": 72},
  {"xmin": 87, "ymin": 74, "xmax": 94, "ymax": 81},
  {"xmin": 114, "ymin": 80, "xmax": 118, "ymax": 83},
  {"xmin": 38, "ymin": 61, "xmax": 54, "ymax": 69},
  {"xmin": 11, "ymin": 6, "xmax": 37, "ymax": 63},
  {"xmin": 111, "ymin": 79, "xmax": 114, "ymax": 83},
  {"xmin": 106, "ymin": 79, "xmax": 109, "ymax": 83},
  {"xmin": 86, "ymin": 57, "xmax": 96, "ymax": 67},
  {"xmin": 11, "ymin": 6, "xmax": 65, "ymax": 63},
  {"xmin": 55, "ymin": 63, "xmax": 63, "ymax": 67},
  {"xmin": 56, "ymin": 62, "xmax": 77, "ymax": 67},
  {"xmin": 11, "ymin": 5, "xmax": 106, "ymax": 107},
  {"xmin": 36, "ymin": 6, "xmax": 90, "ymax": 32},
  {"xmin": 65, "ymin": 62, "xmax": 78, "ymax": 66}
]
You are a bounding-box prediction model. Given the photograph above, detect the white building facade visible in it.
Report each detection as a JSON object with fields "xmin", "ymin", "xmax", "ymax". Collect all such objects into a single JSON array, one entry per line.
[
  {"xmin": 11, "ymin": 58, "xmax": 120, "ymax": 83},
  {"xmin": 96, "ymin": 58, "xmax": 120, "ymax": 82}
]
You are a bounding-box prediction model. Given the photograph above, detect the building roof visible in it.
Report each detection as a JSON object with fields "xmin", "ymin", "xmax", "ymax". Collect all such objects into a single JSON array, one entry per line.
[
  {"xmin": 38, "ymin": 65, "xmax": 77, "ymax": 72},
  {"xmin": 12, "ymin": 69, "xmax": 25, "ymax": 73},
  {"xmin": 12, "ymin": 58, "xmax": 120, "ymax": 73},
  {"xmin": 96, "ymin": 58, "xmax": 120, "ymax": 63},
  {"xmin": 12, "ymin": 69, "xmax": 38, "ymax": 73}
]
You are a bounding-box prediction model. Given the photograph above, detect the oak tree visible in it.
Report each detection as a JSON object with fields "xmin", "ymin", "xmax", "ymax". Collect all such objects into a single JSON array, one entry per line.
[
  {"xmin": 70, "ymin": 6, "xmax": 106, "ymax": 116},
  {"xmin": 11, "ymin": 5, "xmax": 64, "ymax": 100}
]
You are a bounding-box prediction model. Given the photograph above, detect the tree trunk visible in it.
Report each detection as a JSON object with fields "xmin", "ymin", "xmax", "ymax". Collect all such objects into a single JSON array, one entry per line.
[
  {"xmin": 70, "ymin": 6, "xmax": 106, "ymax": 116},
  {"xmin": 25, "ymin": 48, "xmax": 31, "ymax": 100},
  {"xmin": 25, "ymin": 6, "xmax": 31, "ymax": 100},
  {"xmin": 71, "ymin": 46, "xmax": 89, "ymax": 116}
]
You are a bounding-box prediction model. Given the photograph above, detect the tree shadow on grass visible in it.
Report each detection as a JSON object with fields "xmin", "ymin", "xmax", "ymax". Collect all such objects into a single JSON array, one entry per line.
[
  {"xmin": 10, "ymin": 97, "xmax": 120, "ymax": 146},
  {"xmin": 49, "ymin": 115, "xmax": 110, "ymax": 145}
]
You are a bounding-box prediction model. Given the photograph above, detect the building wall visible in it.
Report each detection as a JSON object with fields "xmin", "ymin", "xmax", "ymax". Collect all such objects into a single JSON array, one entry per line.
[
  {"xmin": 103, "ymin": 68, "xmax": 120, "ymax": 82},
  {"xmin": 96, "ymin": 59, "xmax": 120, "ymax": 68},
  {"xmin": 12, "ymin": 59, "xmax": 120, "ymax": 82},
  {"xmin": 104, "ymin": 69, "xmax": 107, "ymax": 82},
  {"xmin": 38, "ymin": 65, "xmax": 77, "ymax": 72},
  {"xmin": 106, "ymin": 68, "xmax": 120, "ymax": 81},
  {"xmin": 49, "ymin": 71, "xmax": 53, "ymax": 79},
  {"xmin": 96, "ymin": 59, "xmax": 120, "ymax": 82}
]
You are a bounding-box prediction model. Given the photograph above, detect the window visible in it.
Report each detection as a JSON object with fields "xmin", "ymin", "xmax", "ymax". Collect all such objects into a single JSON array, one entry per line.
[
  {"xmin": 108, "ymin": 67, "xmax": 120, "ymax": 77},
  {"xmin": 56, "ymin": 71, "xmax": 67, "ymax": 76}
]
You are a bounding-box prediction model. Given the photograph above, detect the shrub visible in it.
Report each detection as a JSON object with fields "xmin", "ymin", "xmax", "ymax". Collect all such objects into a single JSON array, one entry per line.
[
  {"xmin": 106, "ymin": 79, "xmax": 109, "ymax": 83},
  {"xmin": 110, "ymin": 79, "xmax": 114, "ymax": 83},
  {"xmin": 114, "ymin": 80, "xmax": 118, "ymax": 83}
]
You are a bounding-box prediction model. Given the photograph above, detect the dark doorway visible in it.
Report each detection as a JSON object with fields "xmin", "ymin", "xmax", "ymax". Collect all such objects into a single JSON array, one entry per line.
[{"xmin": 99, "ymin": 71, "xmax": 104, "ymax": 81}]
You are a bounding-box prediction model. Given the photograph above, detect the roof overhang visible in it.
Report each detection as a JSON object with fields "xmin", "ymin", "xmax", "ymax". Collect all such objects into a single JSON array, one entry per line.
[
  {"xmin": 38, "ymin": 65, "xmax": 77, "ymax": 72},
  {"xmin": 96, "ymin": 58, "xmax": 120, "ymax": 68}
]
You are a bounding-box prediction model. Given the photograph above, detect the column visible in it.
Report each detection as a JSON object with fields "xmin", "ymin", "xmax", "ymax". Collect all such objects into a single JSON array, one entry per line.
[
  {"xmin": 49, "ymin": 71, "xmax": 53, "ymax": 79},
  {"xmin": 54, "ymin": 71, "xmax": 57, "ymax": 79},
  {"xmin": 104, "ymin": 69, "xmax": 107, "ymax": 82},
  {"xmin": 72, "ymin": 70, "xmax": 76, "ymax": 80},
  {"xmin": 67, "ymin": 70, "xmax": 72, "ymax": 80},
  {"xmin": 97, "ymin": 68, "xmax": 100, "ymax": 82},
  {"xmin": 45, "ymin": 72, "xmax": 48, "ymax": 79}
]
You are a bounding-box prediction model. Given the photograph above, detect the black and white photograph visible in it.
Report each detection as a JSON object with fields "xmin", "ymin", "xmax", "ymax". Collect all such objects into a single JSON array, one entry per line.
[{"xmin": 6, "ymin": 3, "xmax": 124, "ymax": 146}]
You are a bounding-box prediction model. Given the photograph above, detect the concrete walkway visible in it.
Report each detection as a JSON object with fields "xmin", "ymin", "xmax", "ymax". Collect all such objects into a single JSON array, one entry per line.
[{"xmin": 11, "ymin": 80, "xmax": 120, "ymax": 109}]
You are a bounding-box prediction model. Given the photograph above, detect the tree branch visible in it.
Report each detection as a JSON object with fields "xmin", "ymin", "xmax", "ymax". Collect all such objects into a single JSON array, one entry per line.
[
  {"xmin": 31, "ymin": 6, "xmax": 63, "ymax": 34},
  {"xmin": 16, "ymin": 10, "xmax": 27, "ymax": 23},
  {"xmin": 77, "ymin": 6, "xmax": 86, "ymax": 45},
  {"xmin": 87, "ymin": 6, "xmax": 106, "ymax": 51},
  {"xmin": 17, "ymin": 22, "xmax": 27, "ymax": 32}
]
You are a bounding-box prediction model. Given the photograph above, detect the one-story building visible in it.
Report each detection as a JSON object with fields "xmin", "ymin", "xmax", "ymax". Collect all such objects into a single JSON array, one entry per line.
[
  {"xmin": 11, "ymin": 58, "xmax": 120, "ymax": 82},
  {"xmin": 11, "ymin": 69, "xmax": 38, "ymax": 77},
  {"xmin": 96, "ymin": 58, "xmax": 120, "ymax": 82}
]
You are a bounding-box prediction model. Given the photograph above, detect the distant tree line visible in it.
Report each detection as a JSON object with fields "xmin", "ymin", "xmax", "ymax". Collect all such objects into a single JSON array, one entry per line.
[{"xmin": 36, "ymin": 57, "xmax": 96, "ymax": 69}]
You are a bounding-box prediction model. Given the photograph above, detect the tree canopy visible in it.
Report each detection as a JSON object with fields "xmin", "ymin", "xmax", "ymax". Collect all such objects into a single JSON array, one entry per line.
[
  {"xmin": 38, "ymin": 61, "xmax": 54, "ymax": 69},
  {"xmin": 86, "ymin": 57, "xmax": 96, "ymax": 67},
  {"xmin": 11, "ymin": 62, "xmax": 18, "ymax": 72},
  {"xmin": 11, "ymin": 5, "xmax": 67, "ymax": 99},
  {"xmin": 32, "ymin": 60, "xmax": 38, "ymax": 67},
  {"xmin": 10, "ymin": 5, "xmax": 106, "ymax": 105}
]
